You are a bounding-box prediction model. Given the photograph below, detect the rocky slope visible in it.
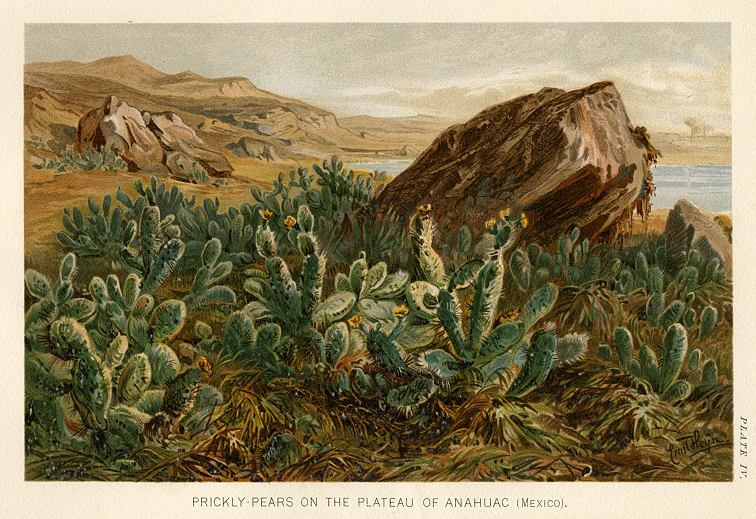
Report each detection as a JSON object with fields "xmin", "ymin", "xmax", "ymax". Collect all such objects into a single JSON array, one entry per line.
[
  {"xmin": 370, "ymin": 81, "xmax": 658, "ymax": 245},
  {"xmin": 77, "ymin": 95, "xmax": 234, "ymax": 178},
  {"xmin": 24, "ymin": 56, "xmax": 444, "ymax": 164}
]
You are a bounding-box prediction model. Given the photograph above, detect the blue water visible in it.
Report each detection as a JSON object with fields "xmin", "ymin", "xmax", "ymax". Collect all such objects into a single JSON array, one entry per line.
[
  {"xmin": 653, "ymin": 165, "xmax": 731, "ymax": 212},
  {"xmin": 348, "ymin": 161, "xmax": 412, "ymax": 175},
  {"xmin": 349, "ymin": 161, "xmax": 732, "ymax": 213}
]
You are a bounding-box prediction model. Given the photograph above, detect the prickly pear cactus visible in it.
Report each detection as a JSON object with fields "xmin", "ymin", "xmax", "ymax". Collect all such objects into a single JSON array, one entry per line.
[{"xmin": 605, "ymin": 324, "xmax": 718, "ymax": 403}]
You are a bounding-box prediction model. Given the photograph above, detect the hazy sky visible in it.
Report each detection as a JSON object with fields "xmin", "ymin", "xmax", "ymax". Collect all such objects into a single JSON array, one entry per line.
[{"xmin": 26, "ymin": 23, "xmax": 730, "ymax": 133}]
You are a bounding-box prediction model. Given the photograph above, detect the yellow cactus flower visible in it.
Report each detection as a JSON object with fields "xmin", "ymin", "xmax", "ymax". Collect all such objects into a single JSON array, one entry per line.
[
  {"xmin": 520, "ymin": 212, "xmax": 529, "ymax": 228},
  {"xmin": 499, "ymin": 208, "xmax": 511, "ymax": 219},
  {"xmin": 485, "ymin": 218, "xmax": 496, "ymax": 230},
  {"xmin": 393, "ymin": 304, "xmax": 410, "ymax": 319},
  {"xmin": 259, "ymin": 209, "xmax": 273, "ymax": 221},
  {"xmin": 283, "ymin": 215, "xmax": 297, "ymax": 230},
  {"xmin": 417, "ymin": 203, "xmax": 432, "ymax": 214},
  {"xmin": 347, "ymin": 315, "xmax": 364, "ymax": 329}
]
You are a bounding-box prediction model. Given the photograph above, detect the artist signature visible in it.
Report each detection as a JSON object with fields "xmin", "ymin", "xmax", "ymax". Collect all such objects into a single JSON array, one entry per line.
[{"xmin": 667, "ymin": 429, "xmax": 731, "ymax": 464}]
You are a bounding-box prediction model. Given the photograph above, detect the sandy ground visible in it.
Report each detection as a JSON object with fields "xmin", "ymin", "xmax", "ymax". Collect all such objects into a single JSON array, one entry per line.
[{"xmin": 631, "ymin": 208, "xmax": 669, "ymax": 235}]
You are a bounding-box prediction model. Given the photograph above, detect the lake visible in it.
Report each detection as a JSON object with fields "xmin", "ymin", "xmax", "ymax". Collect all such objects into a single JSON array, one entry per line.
[
  {"xmin": 349, "ymin": 161, "xmax": 732, "ymax": 213},
  {"xmin": 349, "ymin": 161, "xmax": 413, "ymax": 175},
  {"xmin": 653, "ymin": 164, "xmax": 731, "ymax": 213}
]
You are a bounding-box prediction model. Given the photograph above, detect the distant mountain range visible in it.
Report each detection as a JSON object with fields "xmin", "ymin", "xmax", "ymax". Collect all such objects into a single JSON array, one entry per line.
[
  {"xmin": 24, "ymin": 55, "xmax": 730, "ymax": 167},
  {"xmin": 24, "ymin": 55, "xmax": 450, "ymax": 165}
]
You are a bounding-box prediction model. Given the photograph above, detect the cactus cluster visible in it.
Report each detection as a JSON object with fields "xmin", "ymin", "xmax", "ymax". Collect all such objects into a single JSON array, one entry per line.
[
  {"xmin": 291, "ymin": 156, "xmax": 384, "ymax": 218},
  {"xmin": 25, "ymin": 254, "xmax": 222, "ymax": 464},
  {"xmin": 176, "ymin": 197, "xmax": 259, "ymax": 269},
  {"xmin": 331, "ymin": 252, "xmax": 410, "ymax": 324},
  {"xmin": 243, "ymin": 205, "xmax": 328, "ymax": 334},
  {"xmin": 25, "ymin": 253, "xmax": 88, "ymax": 348},
  {"xmin": 125, "ymin": 205, "xmax": 186, "ymax": 293},
  {"xmin": 33, "ymin": 144, "xmax": 128, "ymax": 173},
  {"xmin": 57, "ymin": 159, "xmax": 388, "ymax": 274},
  {"xmin": 182, "ymin": 238, "xmax": 237, "ymax": 310},
  {"xmin": 509, "ymin": 227, "xmax": 618, "ymax": 292},
  {"xmin": 617, "ymin": 237, "xmax": 725, "ymax": 298},
  {"xmin": 400, "ymin": 209, "xmax": 587, "ymax": 400},
  {"xmin": 598, "ymin": 324, "xmax": 719, "ymax": 403},
  {"xmin": 116, "ymin": 176, "xmax": 196, "ymax": 222},
  {"xmin": 618, "ymin": 243, "xmax": 725, "ymax": 340},
  {"xmin": 56, "ymin": 195, "xmax": 134, "ymax": 267}
]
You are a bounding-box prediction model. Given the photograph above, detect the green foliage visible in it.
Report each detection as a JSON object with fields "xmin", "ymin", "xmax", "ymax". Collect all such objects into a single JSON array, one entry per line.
[
  {"xmin": 176, "ymin": 197, "xmax": 257, "ymax": 269},
  {"xmin": 117, "ymin": 176, "xmax": 196, "ymax": 221},
  {"xmin": 400, "ymin": 208, "xmax": 580, "ymax": 401},
  {"xmin": 27, "ymin": 153, "xmax": 734, "ymax": 481},
  {"xmin": 329, "ymin": 251, "xmax": 410, "ymax": 325},
  {"xmin": 56, "ymin": 196, "xmax": 135, "ymax": 266},
  {"xmin": 509, "ymin": 227, "xmax": 609, "ymax": 291},
  {"xmin": 604, "ymin": 323, "xmax": 719, "ymax": 403},
  {"xmin": 25, "ymin": 254, "xmax": 82, "ymax": 350},
  {"xmin": 34, "ymin": 145, "xmax": 128, "ymax": 173},
  {"xmin": 25, "ymin": 250, "xmax": 222, "ymax": 463},
  {"xmin": 183, "ymin": 238, "xmax": 237, "ymax": 310},
  {"xmin": 243, "ymin": 206, "xmax": 328, "ymax": 334}
]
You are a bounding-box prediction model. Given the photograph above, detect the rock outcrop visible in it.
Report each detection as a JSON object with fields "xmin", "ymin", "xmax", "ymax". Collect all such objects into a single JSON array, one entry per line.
[
  {"xmin": 225, "ymin": 137, "xmax": 279, "ymax": 162},
  {"xmin": 370, "ymin": 81, "xmax": 658, "ymax": 245},
  {"xmin": 77, "ymin": 96, "xmax": 165, "ymax": 172},
  {"xmin": 76, "ymin": 96, "xmax": 233, "ymax": 177},
  {"xmin": 664, "ymin": 199, "xmax": 732, "ymax": 273}
]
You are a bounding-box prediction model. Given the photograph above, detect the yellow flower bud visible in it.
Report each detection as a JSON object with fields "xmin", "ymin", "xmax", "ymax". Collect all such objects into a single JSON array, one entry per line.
[
  {"xmin": 284, "ymin": 215, "xmax": 297, "ymax": 230},
  {"xmin": 499, "ymin": 208, "xmax": 511, "ymax": 219},
  {"xmin": 393, "ymin": 304, "xmax": 410, "ymax": 318},
  {"xmin": 347, "ymin": 315, "xmax": 364, "ymax": 329},
  {"xmin": 259, "ymin": 209, "xmax": 273, "ymax": 221},
  {"xmin": 520, "ymin": 212, "xmax": 529, "ymax": 228},
  {"xmin": 485, "ymin": 218, "xmax": 496, "ymax": 230},
  {"xmin": 197, "ymin": 355, "xmax": 213, "ymax": 377}
]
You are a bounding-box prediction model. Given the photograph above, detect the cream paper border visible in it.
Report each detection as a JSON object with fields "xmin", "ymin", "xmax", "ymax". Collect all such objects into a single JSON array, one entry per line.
[{"xmin": 2, "ymin": 2, "xmax": 755, "ymax": 518}]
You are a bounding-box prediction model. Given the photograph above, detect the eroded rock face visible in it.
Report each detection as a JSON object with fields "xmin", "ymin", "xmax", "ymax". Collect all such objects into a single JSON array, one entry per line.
[
  {"xmin": 664, "ymin": 199, "xmax": 732, "ymax": 273},
  {"xmin": 77, "ymin": 96, "xmax": 165, "ymax": 172},
  {"xmin": 165, "ymin": 151, "xmax": 211, "ymax": 182},
  {"xmin": 225, "ymin": 137, "xmax": 279, "ymax": 162},
  {"xmin": 370, "ymin": 82, "xmax": 656, "ymax": 245},
  {"xmin": 76, "ymin": 96, "xmax": 233, "ymax": 177},
  {"xmin": 146, "ymin": 112, "xmax": 233, "ymax": 177}
]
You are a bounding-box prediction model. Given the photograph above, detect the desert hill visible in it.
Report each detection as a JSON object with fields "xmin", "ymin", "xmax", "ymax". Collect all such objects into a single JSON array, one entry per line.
[{"xmin": 24, "ymin": 55, "xmax": 446, "ymax": 166}]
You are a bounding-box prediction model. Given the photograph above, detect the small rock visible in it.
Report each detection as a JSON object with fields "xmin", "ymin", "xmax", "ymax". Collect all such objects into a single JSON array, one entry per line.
[{"xmin": 664, "ymin": 199, "xmax": 732, "ymax": 273}]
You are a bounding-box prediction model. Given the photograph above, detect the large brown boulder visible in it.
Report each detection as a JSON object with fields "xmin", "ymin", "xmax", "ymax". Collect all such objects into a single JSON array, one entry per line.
[
  {"xmin": 664, "ymin": 199, "xmax": 732, "ymax": 273},
  {"xmin": 77, "ymin": 95, "xmax": 166, "ymax": 172},
  {"xmin": 370, "ymin": 81, "xmax": 657, "ymax": 245},
  {"xmin": 76, "ymin": 96, "xmax": 233, "ymax": 178}
]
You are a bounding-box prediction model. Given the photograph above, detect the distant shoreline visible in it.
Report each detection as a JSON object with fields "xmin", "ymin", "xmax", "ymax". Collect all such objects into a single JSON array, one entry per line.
[{"xmin": 655, "ymin": 162, "xmax": 732, "ymax": 167}]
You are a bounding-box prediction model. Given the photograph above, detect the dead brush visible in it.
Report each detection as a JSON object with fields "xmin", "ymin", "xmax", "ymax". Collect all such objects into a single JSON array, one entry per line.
[
  {"xmin": 590, "ymin": 385, "xmax": 682, "ymax": 450},
  {"xmin": 381, "ymin": 444, "xmax": 593, "ymax": 482},
  {"xmin": 551, "ymin": 364, "xmax": 681, "ymax": 450},
  {"xmin": 276, "ymin": 440, "xmax": 387, "ymax": 481},
  {"xmin": 442, "ymin": 385, "xmax": 583, "ymax": 455},
  {"xmin": 551, "ymin": 282, "xmax": 623, "ymax": 343}
]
